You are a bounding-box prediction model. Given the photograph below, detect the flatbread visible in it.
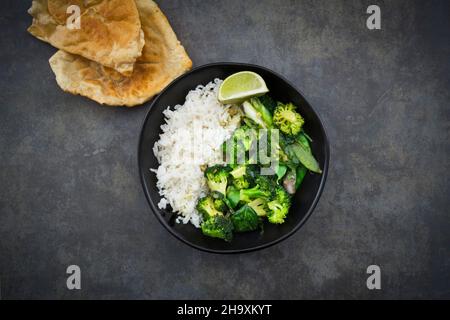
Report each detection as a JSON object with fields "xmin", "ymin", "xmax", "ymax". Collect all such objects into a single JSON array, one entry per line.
[
  {"xmin": 28, "ymin": 0, "xmax": 145, "ymax": 76},
  {"xmin": 49, "ymin": 0, "xmax": 192, "ymax": 107}
]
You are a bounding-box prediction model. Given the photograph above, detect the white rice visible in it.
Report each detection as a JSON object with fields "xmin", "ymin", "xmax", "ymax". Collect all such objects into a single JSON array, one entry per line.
[{"xmin": 152, "ymin": 79, "xmax": 240, "ymax": 227}]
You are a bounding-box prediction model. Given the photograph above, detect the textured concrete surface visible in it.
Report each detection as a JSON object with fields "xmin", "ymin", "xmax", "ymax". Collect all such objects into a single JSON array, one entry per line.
[{"xmin": 0, "ymin": 0, "xmax": 449, "ymax": 299}]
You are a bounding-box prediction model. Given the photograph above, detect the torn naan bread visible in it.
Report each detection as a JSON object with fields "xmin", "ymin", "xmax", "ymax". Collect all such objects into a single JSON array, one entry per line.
[
  {"xmin": 28, "ymin": 0, "xmax": 145, "ymax": 76},
  {"xmin": 49, "ymin": 0, "xmax": 192, "ymax": 107}
]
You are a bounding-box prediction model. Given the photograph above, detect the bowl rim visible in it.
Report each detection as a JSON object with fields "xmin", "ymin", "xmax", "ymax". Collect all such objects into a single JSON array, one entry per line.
[{"xmin": 138, "ymin": 62, "xmax": 330, "ymax": 254}]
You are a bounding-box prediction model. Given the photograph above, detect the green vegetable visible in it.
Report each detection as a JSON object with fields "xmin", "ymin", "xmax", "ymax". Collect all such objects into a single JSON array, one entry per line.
[
  {"xmin": 250, "ymin": 97, "xmax": 273, "ymax": 127},
  {"xmin": 258, "ymin": 95, "xmax": 277, "ymax": 113},
  {"xmin": 201, "ymin": 215, "xmax": 234, "ymax": 242},
  {"xmin": 254, "ymin": 175, "xmax": 276, "ymax": 194},
  {"xmin": 239, "ymin": 174, "xmax": 275, "ymax": 203},
  {"xmin": 196, "ymin": 195, "xmax": 223, "ymax": 220},
  {"xmin": 287, "ymin": 142, "xmax": 322, "ymax": 173},
  {"xmin": 297, "ymin": 133, "xmax": 311, "ymax": 153},
  {"xmin": 232, "ymin": 176, "xmax": 251, "ymax": 189},
  {"xmin": 230, "ymin": 165, "xmax": 247, "ymax": 179},
  {"xmin": 242, "ymin": 116, "xmax": 259, "ymax": 129},
  {"xmin": 278, "ymin": 134, "xmax": 300, "ymax": 168},
  {"xmin": 205, "ymin": 165, "xmax": 231, "ymax": 195},
  {"xmin": 211, "ymin": 191, "xmax": 228, "ymax": 213},
  {"xmin": 231, "ymin": 205, "xmax": 261, "ymax": 232},
  {"xmin": 267, "ymin": 186, "xmax": 291, "ymax": 224},
  {"xmin": 267, "ymin": 202, "xmax": 288, "ymax": 224},
  {"xmin": 248, "ymin": 198, "xmax": 269, "ymax": 217},
  {"xmin": 199, "ymin": 93, "xmax": 323, "ymax": 242},
  {"xmin": 240, "ymin": 185, "xmax": 271, "ymax": 203},
  {"xmin": 275, "ymin": 164, "xmax": 287, "ymax": 182},
  {"xmin": 226, "ymin": 186, "xmax": 241, "ymax": 208},
  {"xmin": 295, "ymin": 165, "xmax": 308, "ymax": 189},
  {"xmin": 229, "ymin": 165, "xmax": 255, "ymax": 189},
  {"xmin": 232, "ymin": 125, "xmax": 257, "ymax": 152},
  {"xmin": 242, "ymin": 97, "xmax": 273, "ymax": 129},
  {"xmin": 302, "ymin": 131, "xmax": 313, "ymax": 142},
  {"xmin": 245, "ymin": 164, "xmax": 260, "ymax": 179},
  {"xmin": 222, "ymin": 125, "xmax": 258, "ymax": 165},
  {"xmin": 273, "ymin": 102, "xmax": 304, "ymax": 136}
]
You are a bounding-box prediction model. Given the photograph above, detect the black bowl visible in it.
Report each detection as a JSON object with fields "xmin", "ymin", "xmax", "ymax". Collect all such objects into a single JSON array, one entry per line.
[{"xmin": 138, "ymin": 63, "xmax": 329, "ymax": 253}]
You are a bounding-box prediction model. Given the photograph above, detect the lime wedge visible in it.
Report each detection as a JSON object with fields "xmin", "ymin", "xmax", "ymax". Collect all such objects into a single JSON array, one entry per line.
[{"xmin": 218, "ymin": 71, "xmax": 269, "ymax": 104}]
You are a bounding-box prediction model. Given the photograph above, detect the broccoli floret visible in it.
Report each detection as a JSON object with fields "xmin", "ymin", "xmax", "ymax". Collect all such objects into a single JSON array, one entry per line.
[
  {"xmin": 226, "ymin": 185, "xmax": 241, "ymax": 209},
  {"xmin": 204, "ymin": 165, "xmax": 230, "ymax": 195},
  {"xmin": 230, "ymin": 165, "xmax": 256, "ymax": 190},
  {"xmin": 240, "ymin": 185, "xmax": 271, "ymax": 203},
  {"xmin": 245, "ymin": 164, "xmax": 260, "ymax": 177},
  {"xmin": 254, "ymin": 175, "xmax": 276, "ymax": 192},
  {"xmin": 267, "ymin": 186, "xmax": 292, "ymax": 224},
  {"xmin": 201, "ymin": 215, "xmax": 234, "ymax": 242},
  {"xmin": 275, "ymin": 185, "xmax": 291, "ymax": 205},
  {"xmin": 233, "ymin": 125, "xmax": 257, "ymax": 152},
  {"xmin": 242, "ymin": 97, "xmax": 273, "ymax": 129},
  {"xmin": 214, "ymin": 198, "xmax": 228, "ymax": 212},
  {"xmin": 196, "ymin": 195, "xmax": 223, "ymax": 220},
  {"xmin": 210, "ymin": 191, "xmax": 228, "ymax": 213},
  {"xmin": 267, "ymin": 201, "xmax": 288, "ymax": 224},
  {"xmin": 248, "ymin": 198, "xmax": 269, "ymax": 217},
  {"xmin": 233, "ymin": 176, "xmax": 251, "ymax": 189},
  {"xmin": 273, "ymin": 102, "xmax": 304, "ymax": 136},
  {"xmin": 230, "ymin": 165, "xmax": 247, "ymax": 179},
  {"xmin": 239, "ymin": 174, "xmax": 276, "ymax": 203},
  {"xmin": 222, "ymin": 125, "xmax": 258, "ymax": 164},
  {"xmin": 211, "ymin": 190, "xmax": 236, "ymax": 212},
  {"xmin": 231, "ymin": 205, "xmax": 261, "ymax": 232}
]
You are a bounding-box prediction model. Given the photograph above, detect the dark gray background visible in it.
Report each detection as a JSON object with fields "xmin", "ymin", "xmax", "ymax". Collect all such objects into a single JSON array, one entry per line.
[{"xmin": 1, "ymin": 0, "xmax": 449, "ymax": 299}]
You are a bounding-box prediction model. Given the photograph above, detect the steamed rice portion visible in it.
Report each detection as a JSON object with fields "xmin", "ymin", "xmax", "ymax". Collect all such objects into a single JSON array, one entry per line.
[{"xmin": 152, "ymin": 79, "xmax": 240, "ymax": 227}]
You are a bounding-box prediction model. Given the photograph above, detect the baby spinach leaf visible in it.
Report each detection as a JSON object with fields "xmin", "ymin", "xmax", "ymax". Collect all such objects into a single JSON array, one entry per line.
[{"xmin": 289, "ymin": 142, "xmax": 322, "ymax": 173}]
